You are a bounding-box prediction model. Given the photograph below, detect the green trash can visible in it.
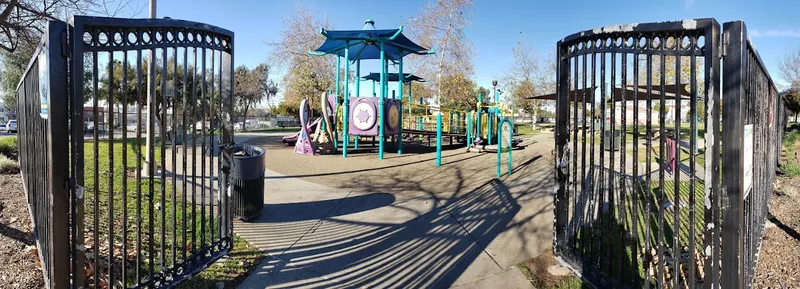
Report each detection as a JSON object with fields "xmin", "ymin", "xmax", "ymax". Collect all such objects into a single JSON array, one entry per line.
[{"xmin": 231, "ymin": 145, "xmax": 265, "ymax": 221}]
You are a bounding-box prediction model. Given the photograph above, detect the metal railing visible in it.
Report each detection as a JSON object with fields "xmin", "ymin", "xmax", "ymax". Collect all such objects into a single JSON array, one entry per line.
[
  {"xmin": 553, "ymin": 18, "xmax": 787, "ymax": 289},
  {"xmin": 15, "ymin": 20, "xmax": 71, "ymax": 289}
]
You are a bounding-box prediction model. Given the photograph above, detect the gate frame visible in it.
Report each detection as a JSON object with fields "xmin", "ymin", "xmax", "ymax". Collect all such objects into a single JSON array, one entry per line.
[{"xmin": 553, "ymin": 18, "xmax": 723, "ymax": 288}]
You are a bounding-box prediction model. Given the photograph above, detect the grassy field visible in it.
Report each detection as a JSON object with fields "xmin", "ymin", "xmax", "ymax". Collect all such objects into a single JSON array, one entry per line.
[
  {"xmin": 246, "ymin": 127, "xmax": 300, "ymax": 133},
  {"xmin": 83, "ymin": 139, "xmax": 262, "ymax": 287},
  {"xmin": 516, "ymin": 124, "xmax": 542, "ymax": 136}
]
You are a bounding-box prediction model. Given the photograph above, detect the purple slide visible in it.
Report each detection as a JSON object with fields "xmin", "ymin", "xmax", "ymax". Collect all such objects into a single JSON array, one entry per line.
[{"xmin": 282, "ymin": 118, "xmax": 321, "ymax": 145}]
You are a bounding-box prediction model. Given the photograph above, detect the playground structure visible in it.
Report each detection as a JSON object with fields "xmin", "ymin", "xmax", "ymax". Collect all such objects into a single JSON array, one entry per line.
[{"xmin": 284, "ymin": 19, "xmax": 522, "ymax": 172}]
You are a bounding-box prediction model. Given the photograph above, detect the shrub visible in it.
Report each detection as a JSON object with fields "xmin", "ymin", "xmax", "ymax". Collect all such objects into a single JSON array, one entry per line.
[
  {"xmin": 781, "ymin": 162, "xmax": 800, "ymax": 178},
  {"xmin": 0, "ymin": 154, "xmax": 19, "ymax": 174},
  {"xmin": 0, "ymin": 136, "xmax": 18, "ymax": 159}
]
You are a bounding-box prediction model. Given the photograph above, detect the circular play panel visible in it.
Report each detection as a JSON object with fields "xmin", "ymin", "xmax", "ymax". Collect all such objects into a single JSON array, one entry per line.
[{"xmin": 352, "ymin": 101, "xmax": 377, "ymax": 131}]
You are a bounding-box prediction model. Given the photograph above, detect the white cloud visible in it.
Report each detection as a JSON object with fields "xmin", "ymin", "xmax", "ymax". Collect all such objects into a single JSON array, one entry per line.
[{"xmin": 750, "ymin": 29, "xmax": 800, "ymax": 38}]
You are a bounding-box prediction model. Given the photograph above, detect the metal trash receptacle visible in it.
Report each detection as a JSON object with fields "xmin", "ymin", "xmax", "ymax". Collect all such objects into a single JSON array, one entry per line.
[
  {"xmin": 231, "ymin": 144, "xmax": 265, "ymax": 221},
  {"xmin": 603, "ymin": 130, "xmax": 621, "ymax": 151}
]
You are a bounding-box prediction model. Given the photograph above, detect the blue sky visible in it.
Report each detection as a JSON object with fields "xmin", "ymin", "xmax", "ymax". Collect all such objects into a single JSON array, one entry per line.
[{"xmin": 152, "ymin": 0, "xmax": 800, "ymax": 103}]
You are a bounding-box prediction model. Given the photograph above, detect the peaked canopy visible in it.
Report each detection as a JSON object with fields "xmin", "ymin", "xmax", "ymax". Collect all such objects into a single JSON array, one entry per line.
[
  {"xmin": 309, "ymin": 20, "xmax": 433, "ymax": 61},
  {"xmin": 362, "ymin": 73, "xmax": 426, "ymax": 83}
]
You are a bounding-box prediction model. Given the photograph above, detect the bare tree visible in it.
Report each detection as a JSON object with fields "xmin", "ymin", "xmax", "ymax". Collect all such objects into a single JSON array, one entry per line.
[
  {"xmin": 0, "ymin": 0, "xmax": 144, "ymax": 53},
  {"xmin": 407, "ymin": 0, "xmax": 474, "ymax": 105},
  {"xmin": 778, "ymin": 46, "xmax": 800, "ymax": 87},
  {"xmin": 505, "ymin": 39, "xmax": 555, "ymax": 127},
  {"xmin": 267, "ymin": 3, "xmax": 338, "ymax": 115}
]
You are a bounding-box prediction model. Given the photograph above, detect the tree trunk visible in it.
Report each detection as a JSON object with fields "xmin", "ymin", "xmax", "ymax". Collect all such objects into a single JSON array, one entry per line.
[
  {"xmin": 795, "ymin": 112, "xmax": 798, "ymax": 123},
  {"xmin": 243, "ymin": 103, "xmax": 250, "ymax": 131},
  {"xmin": 531, "ymin": 110, "xmax": 538, "ymax": 129}
]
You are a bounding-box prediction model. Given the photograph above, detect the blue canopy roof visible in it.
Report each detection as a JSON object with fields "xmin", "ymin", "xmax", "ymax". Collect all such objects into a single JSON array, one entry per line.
[
  {"xmin": 362, "ymin": 73, "xmax": 426, "ymax": 83},
  {"xmin": 309, "ymin": 20, "xmax": 433, "ymax": 61}
]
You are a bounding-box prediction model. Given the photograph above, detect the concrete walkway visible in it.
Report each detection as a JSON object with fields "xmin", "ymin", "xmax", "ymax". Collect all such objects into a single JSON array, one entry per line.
[{"xmin": 233, "ymin": 135, "xmax": 556, "ymax": 289}]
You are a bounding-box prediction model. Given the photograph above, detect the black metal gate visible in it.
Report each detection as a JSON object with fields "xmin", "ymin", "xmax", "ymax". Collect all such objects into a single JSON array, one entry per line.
[
  {"xmin": 554, "ymin": 19, "xmax": 785, "ymax": 288},
  {"xmin": 17, "ymin": 16, "xmax": 235, "ymax": 289}
]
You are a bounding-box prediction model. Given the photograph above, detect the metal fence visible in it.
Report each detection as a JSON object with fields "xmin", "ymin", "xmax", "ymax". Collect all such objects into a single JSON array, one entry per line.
[
  {"xmin": 720, "ymin": 20, "xmax": 784, "ymax": 289},
  {"xmin": 15, "ymin": 20, "xmax": 70, "ymax": 289},
  {"xmin": 16, "ymin": 16, "xmax": 236, "ymax": 289},
  {"xmin": 554, "ymin": 19, "xmax": 787, "ymax": 288}
]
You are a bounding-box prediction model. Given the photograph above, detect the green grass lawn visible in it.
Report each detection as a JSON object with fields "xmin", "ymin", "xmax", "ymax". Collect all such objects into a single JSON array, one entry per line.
[
  {"xmin": 83, "ymin": 139, "xmax": 262, "ymax": 287},
  {"xmin": 516, "ymin": 124, "xmax": 541, "ymax": 136}
]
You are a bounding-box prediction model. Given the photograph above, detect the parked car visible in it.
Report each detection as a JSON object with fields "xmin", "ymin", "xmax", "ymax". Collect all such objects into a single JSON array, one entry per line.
[{"xmin": 6, "ymin": 120, "xmax": 17, "ymax": 133}]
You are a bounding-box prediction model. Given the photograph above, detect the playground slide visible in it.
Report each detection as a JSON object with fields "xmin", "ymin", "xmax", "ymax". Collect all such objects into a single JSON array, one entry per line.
[{"xmin": 282, "ymin": 118, "xmax": 321, "ymax": 145}]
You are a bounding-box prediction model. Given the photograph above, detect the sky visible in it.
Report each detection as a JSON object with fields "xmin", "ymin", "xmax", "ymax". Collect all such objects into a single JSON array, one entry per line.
[{"xmin": 146, "ymin": 0, "xmax": 800, "ymax": 105}]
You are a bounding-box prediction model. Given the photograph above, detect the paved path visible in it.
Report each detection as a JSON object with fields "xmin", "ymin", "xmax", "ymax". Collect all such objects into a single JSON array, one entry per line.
[{"xmin": 233, "ymin": 134, "xmax": 556, "ymax": 289}]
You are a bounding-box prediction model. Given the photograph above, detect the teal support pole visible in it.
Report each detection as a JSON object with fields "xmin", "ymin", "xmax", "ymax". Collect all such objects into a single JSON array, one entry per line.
[
  {"xmin": 466, "ymin": 112, "xmax": 472, "ymax": 147},
  {"xmin": 497, "ymin": 124, "xmax": 501, "ymax": 178},
  {"xmin": 378, "ymin": 42, "xmax": 386, "ymax": 159},
  {"xmin": 418, "ymin": 97, "xmax": 423, "ymax": 133},
  {"xmin": 335, "ymin": 57, "xmax": 340, "ymax": 96},
  {"xmin": 342, "ymin": 44, "xmax": 350, "ymax": 158},
  {"xmin": 488, "ymin": 109, "xmax": 493, "ymax": 146},
  {"xmin": 354, "ymin": 59, "xmax": 360, "ymax": 150},
  {"xmin": 477, "ymin": 93, "xmax": 483, "ymax": 141},
  {"xmin": 508, "ymin": 121, "xmax": 513, "ymax": 176},
  {"xmin": 436, "ymin": 113, "xmax": 442, "ymax": 167},
  {"xmin": 398, "ymin": 56, "xmax": 404, "ymax": 155}
]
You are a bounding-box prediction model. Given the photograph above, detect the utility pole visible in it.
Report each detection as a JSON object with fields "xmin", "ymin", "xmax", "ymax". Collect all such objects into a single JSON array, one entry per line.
[{"xmin": 144, "ymin": 0, "xmax": 157, "ymax": 176}]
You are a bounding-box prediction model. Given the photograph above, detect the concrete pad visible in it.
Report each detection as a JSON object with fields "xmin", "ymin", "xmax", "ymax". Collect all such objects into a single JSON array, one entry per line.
[
  {"xmin": 239, "ymin": 194, "xmax": 506, "ymax": 289},
  {"xmin": 450, "ymin": 267, "xmax": 533, "ymax": 289}
]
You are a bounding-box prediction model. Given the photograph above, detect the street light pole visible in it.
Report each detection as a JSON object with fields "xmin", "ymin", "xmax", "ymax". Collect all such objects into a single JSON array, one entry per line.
[{"xmin": 144, "ymin": 0, "xmax": 157, "ymax": 176}]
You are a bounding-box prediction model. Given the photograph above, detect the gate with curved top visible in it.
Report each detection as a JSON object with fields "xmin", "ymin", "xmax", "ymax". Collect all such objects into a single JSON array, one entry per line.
[
  {"xmin": 553, "ymin": 19, "xmax": 785, "ymax": 288},
  {"xmin": 16, "ymin": 15, "xmax": 235, "ymax": 289}
]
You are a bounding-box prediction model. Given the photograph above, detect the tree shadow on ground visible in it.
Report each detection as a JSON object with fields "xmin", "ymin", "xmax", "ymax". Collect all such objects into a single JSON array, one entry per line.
[{"xmin": 236, "ymin": 152, "xmax": 553, "ymax": 289}]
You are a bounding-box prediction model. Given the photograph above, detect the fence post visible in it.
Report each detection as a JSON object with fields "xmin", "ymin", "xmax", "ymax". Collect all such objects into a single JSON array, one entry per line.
[
  {"xmin": 554, "ymin": 42, "xmax": 570, "ymax": 254},
  {"xmin": 721, "ymin": 20, "xmax": 747, "ymax": 289}
]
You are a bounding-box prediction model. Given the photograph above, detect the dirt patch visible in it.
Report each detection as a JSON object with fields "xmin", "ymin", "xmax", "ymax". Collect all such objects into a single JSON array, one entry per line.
[
  {"xmin": 754, "ymin": 177, "xmax": 800, "ymax": 288},
  {"xmin": 517, "ymin": 250, "xmax": 586, "ymax": 289},
  {"xmin": 0, "ymin": 174, "xmax": 45, "ymax": 288}
]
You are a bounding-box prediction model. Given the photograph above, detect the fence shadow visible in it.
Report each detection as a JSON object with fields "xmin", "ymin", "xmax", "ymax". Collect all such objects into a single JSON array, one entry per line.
[{"xmin": 239, "ymin": 178, "xmax": 520, "ymax": 289}]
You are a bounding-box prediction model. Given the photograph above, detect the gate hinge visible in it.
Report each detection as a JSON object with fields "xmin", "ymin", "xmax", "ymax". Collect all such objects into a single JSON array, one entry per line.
[
  {"xmin": 720, "ymin": 33, "xmax": 728, "ymax": 58},
  {"xmin": 61, "ymin": 31, "xmax": 69, "ymax": 57}
]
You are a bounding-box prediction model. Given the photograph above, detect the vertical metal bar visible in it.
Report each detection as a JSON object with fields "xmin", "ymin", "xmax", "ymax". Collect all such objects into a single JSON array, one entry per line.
[
  {"xmin": 182, "ymin": 47, "xmax": 188, "ymax": 262},
  {"xmin": 572, "ymin": 56, "xmax": 579, "ymax": 258},
  {"xmin": 191, "ymin": 47, "xmax": 198, "ymax": 254},
  {"xmin": 121, "ymin": 50, "xmax": 129, "ymax": 287},
  {"xmin": 91, "ymin": 50, "xmax": 100, "ymax": 289},
  {"xmin": 135, "ymin": 48, "xmax": 143, "ymax": 285},
  {"xmin": 161, "ymin": 46, "xmax": 168, "ymax": 271},
  {"xmin": 201, "ymin": 47, "xmax": 207, "ymax": 249},
  {"xmin": 70, "ymin": 21, "xmax": 87, "ymax": 289},
  {"xmin": 398, "ymin": 57, "xmax": 404, "ymax": 155},
  {"xmin": 673, "ymin": 53, "xmax": 681, "ymax": 289},
  {"xmin": 107, "ymin": 51, "xmax": 115, "ymax": 287},
  {"xmin": 721, "ymin": 21, "xmax": 745, "ymax": 289},
  {"xmin": 688, "ymin": 38, "xmax": 698, "ymax": 288},
  {"xmin": 581, "ymin": 52, "xmax": 589, "ymax": 261},
  {"xmin": 589, "ymin": 51, "xmax": 597, "ymax": 268},
  {"xmin": 657, "ymin": 53, "xmax": 667, "ymax": 288},
  {"xmin": 598, "ymin": 50, "xmax": 607, "ymax": 271},
  {"xmin": 555, "ymin": 43, "xmax": 570, "ymax": 256},
  {"xmin": 378, "ymin": 42, "xmax": 385, "ymax": 159},
  {"xmin": 644, "ymin": 51, "xmax": 653, "ymax": 289},
  {"xmin": 631, "ymin": 51, "xmax": 641, "ymax": 288},
  {"xmin": 619, "ymin": 51, "xmax": 628, "ymax": 284},
  {"xmin": 172, "ymin": 46, "xmax": 179, "ymax": 267},
  {"xmin": 608, "ymin": 51, "xmax": 616, "ymax": 280},
  {"xmin": 222, "ymin": 40, "xmax": 235, "ymax": 244},
  {"xmin": 147, "ymin": 46, "xmax": 156, "ymax": 283},
  {"xmin": 436, "ymin": 113, "xmax": 442, "ymax": 166},
  {"xmin": 209, "ymin": 48, "xmax": 216, "ymax": 249},
  {"xmin": 217, "ymin": 48, "xmax": 226, "ymax": 241}
]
